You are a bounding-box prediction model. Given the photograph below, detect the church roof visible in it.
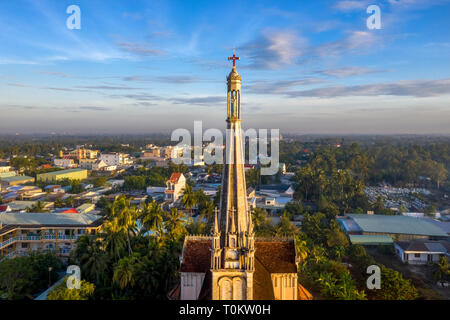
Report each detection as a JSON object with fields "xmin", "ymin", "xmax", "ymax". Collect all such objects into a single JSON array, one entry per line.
[
  {"xmin": 254, "ymin": 241, "xmax": 298, "ymax": 274},
  {"xmin": 179, "ymin": 239, "xmax": 211, "ymax": 273},
  {"xmin": 176, "ymin": 237, "xmax": 300, "ymax": 300}
]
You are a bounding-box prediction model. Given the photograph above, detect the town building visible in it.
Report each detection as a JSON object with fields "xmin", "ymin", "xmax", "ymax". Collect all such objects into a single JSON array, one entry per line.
[
  {"xmin": 338, "ymin": 214, "xmax": 449, "ymax": 241},
  {"xmin": 79, "ymin": 159, "xmax": 96, "ymax": 170},
  {"xmin": 142, "ymin": 147, "xmax": 161, "ymax": 159},
  {"xmin": 0, "ymin": 175, "xmax": 35, "ymax": 187},
  {"xmin": 0, "ymin": 171, "xmax": 17, "ymax": 179},
  {"xmin": 394, "ymin": 240, "xmax": 450, "ymax": 264},
  {"xmin": 99, "ymin": 153, "xmax": 130, "ymax": 166},
  {"xmin": 5, "ymin": 200, "xmax": 53, "ymax": 212},
  {"xmin": 0, "ymin": 212, "xmax": 103, "ymax": 260},
  {"xmin": 37, "ymin": 168, "xmax": 88, "ymax": 183},
  {"xmin": 172, "ymin": 55, "xmax": 310, "ymax": 301},
  {"xmin": 161, "ymin": 146, "xmax": 183, "ymax": 159},
  {"xmin": 91, "ymin": 160, "xmax": 108, "ymax": 171},
  {"xmin": 0, "ymin": 166, "xmax": 13, "ymax": 173},
  {"xmin": 165, "ymin": 173, "xmax": 186, "ymax": 203},
  {"xmin": 53, "ymin": 158, "xmax": 76, "ymax": 168}
]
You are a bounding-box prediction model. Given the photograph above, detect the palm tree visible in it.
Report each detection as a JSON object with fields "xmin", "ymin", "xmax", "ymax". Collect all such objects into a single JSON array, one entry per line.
[
  {"xmin": 102, "ymin": 219, "xmax": 127, "ymax": 262},
  {"xmin": 295, "ymin": 237, "xmax": 309, "ymax": 265},
  {"xmin": 65, "ymin": 196, "xmax": 75, "ymax": 208},
  {"xmin": 195, "ymin": 189, "xmax": 209, "ymax": 208},
  {"xmin": 26, "ymin": 200, "xmax": 49, "ymax": 213},
  {"xmin": 141, "ymin": 201, "xmax": 164, "ymax": 240},
  {"xmin": 164, "ymin": 208, "xmax": 186, "ymax": 240},
  {"xmin": 78, "ymin": 237, "xmax": 108, "ymax": 284},
  {"xmin": 54, "ymin": 198, "xmax": 65, "ymax": 208},
  {"xmin": 181, "ymin": 185, "xmax": 197, "ymax": 215},
  {"xmin": 114, "ymin": 197, "xmax": 138, "ymax": 255},
  {"xmin": 199, "ymin": 200, "xmax": 215, "ymax": 225},
  {"xmin": 251, "ymin": 208, "xmax": 268, "ymax": 231},
  {"xmin": 113, "ymin": 256, "xmax": 137, "ymax": 290}
]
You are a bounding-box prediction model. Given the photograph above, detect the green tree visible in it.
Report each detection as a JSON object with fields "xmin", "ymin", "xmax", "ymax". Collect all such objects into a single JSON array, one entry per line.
[
  {"xmin": 141, "ymin": 201, "xmax": 164, "ymax": 240},
  {"xmin": 276, "ymin": 213, "xmax": 298, "ymax": 237},
  {"xmin": 114, "ymin": 197, "xmax": 138, "ymax": 255},
  {"xmin": 164, "ymin": 208, "xmax": 186, "ymax": 241},
  {"xmin": 181, "ymin": 185, "xmax": 197, "ymax": 214},
  {"xmin": 102, "ymin": 219, "xmax": 127, "ymax": 262},
  {"xmin": 0, "ymin": 256, "xmax": 35, "ymax": 299},
  {"xmin": 372, "ymin": 266, "xmax": 419, "ymax": 300},
  {"xmin": 434, "ymin": 256, "xmax": 450, "ymax": 286},
  {"xmin": 93, "ymin": 177, "xmax": 108, "ymax": 188},
  {"xmin": 47, "ymin": 279, "xmax": 95, "ymax": 300},
  {"xmin": 72, "ymin": 235, "xmax": 108, "ymax": 284},
  {"xmin": 113, "ymin": 255, "xmax": 140, "ymax": 290},
  {"xmin": 26, "ymin": 200, "xmax": 49, "ymax": 213}
]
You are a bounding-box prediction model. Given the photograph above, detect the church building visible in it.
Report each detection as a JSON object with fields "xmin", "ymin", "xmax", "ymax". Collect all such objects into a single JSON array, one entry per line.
[{"xmin": 169, "ymin": 53, "xmax": 312, "ymax": 300}]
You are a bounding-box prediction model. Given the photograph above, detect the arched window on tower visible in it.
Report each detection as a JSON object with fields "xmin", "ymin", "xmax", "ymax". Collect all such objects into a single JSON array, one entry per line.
[
  {"xmin": 230, "ymin": 91, "xmax": 236, "ymax": 117},
  {"xmin": 220, "ymin": 279, "xmax": 232, "ymax": 300},
  {"xmin": 233, "ymin": 278, "xmax": 245, "ymax": 300}
]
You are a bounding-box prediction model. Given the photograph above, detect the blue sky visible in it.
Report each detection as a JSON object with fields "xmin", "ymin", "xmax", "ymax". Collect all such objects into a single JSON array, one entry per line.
[{"xmin": 1, "ymin": 0, "xmax": 450, "ymax": 134}]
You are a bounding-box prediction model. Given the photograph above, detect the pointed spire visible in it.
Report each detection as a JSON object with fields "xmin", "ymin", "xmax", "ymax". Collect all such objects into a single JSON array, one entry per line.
[
  {"xmin": 248, "ymin": 209, "xmax": 254, "ymax": 234},
  {"xmin": 230, "ymin": 208, "xmax": 236, "ymax": 233},
  {"xmin": 214, "ymin": 207, "xmax": 219, "ymax": 234}
]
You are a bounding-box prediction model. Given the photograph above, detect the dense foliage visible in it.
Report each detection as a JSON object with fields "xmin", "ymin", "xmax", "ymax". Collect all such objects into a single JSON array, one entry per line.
[{"xmin": 0, "ymin": 252, "xmax": 62, "ymax": 300}]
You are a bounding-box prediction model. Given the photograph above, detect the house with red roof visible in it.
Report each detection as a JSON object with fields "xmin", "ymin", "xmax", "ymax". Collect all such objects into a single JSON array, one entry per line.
[{"xmin": 165, "ymin": 173, "xmax": 186, "ymax": 203}]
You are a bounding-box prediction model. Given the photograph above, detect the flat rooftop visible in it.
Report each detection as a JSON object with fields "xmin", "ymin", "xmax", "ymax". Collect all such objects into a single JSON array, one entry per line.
[
  {"xmin": 40, "ymin": 168, "xmax": 87, "ymax": 175},
  {"xmin": 345, "ymin": 214, "xmax": 448, "ymax": 237},
  {"xmin": 0, "ymin": 175, "xmax": 34, "ymax": 182}
]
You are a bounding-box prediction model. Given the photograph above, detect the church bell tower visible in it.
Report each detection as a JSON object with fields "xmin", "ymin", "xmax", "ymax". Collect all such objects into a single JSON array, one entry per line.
[{"xmin": 211, "ymin": 52, "xmax": 256, "ymax": 300}]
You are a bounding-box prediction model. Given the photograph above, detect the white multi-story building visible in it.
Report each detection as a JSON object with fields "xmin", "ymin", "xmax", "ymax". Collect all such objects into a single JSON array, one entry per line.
[
  {"xmin": 53, "ymin": 158, "xmax": 76, "ymax": 168},
  {"xmin": 99, "ymin": 153, "xmax": 130, "ymax": 166},
  {"xmin": 165, "ymin": 173, "xmax": 186, "ymax": 203}
]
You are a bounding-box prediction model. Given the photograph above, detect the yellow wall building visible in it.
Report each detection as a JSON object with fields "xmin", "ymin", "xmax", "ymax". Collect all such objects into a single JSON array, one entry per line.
[{"xmin": 37, "ymin": 168, "xmax": 88, "ymax": 182}]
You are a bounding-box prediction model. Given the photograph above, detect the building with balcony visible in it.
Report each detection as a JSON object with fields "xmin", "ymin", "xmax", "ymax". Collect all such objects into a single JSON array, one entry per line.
[
  {"xmin": 165, "ymin": 173, "xmax": 186, "ymax": 203},
  {"xmin": 0, "ymin": 212, "xmax": 103, "ymax": 260}
]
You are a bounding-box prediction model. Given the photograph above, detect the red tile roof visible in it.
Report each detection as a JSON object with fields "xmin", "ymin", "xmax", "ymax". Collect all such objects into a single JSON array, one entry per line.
[
  {"xmin": 254, "ymin": 241, "xmax": 297, "ymax": 273},
  {"xmin": 177, "ymin": 238, "xmax": 304, "ymax": 300},
  {"xmin": 0, "ymin": 205, "xmax": 9, "ymax": 212},
  {"xmin": 62, "ymin": 208, "xmax": 79, "ymax": 214},
  {"xmin": 168, "ymin": 173, "xmax": 182, "ymax": 183},
  {"xmin": 180, "ymin": 240, "xmax": 211, "ymax": 273}
]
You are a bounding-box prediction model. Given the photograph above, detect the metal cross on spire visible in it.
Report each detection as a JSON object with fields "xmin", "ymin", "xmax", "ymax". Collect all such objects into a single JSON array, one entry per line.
[{"xmin": 228, "ymin": 50, "xmax": 240, "ymax": 67}]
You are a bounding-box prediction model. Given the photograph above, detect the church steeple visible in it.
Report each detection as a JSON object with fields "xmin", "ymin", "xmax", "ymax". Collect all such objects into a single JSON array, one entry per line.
[
  {"xmin": 226, "ymin": 53, "xmax": 242, "ymax": 121},
  {"xmin": 211, "ymin": 52, "xmax": 255, "ymax": 300}
]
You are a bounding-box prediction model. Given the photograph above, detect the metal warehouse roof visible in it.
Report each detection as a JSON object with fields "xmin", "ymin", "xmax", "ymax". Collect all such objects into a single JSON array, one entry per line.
[
  {"xmin": 349, "ymin": 234, "xmax": 393, "ymax": 245},
  {"xmin": 0, "ymin": 175, "xmax": 34, "ymax": 182},
  {"xmin": 345, "ymin": 214, "xmax": 448, "ymax": 237},
  {"xmin": 41, "ymin": 168, "xmax": 87, "ymax": 175},
  {"xmin": 0, "ymin": 212, "xmax": 101, "ymax": 226}
]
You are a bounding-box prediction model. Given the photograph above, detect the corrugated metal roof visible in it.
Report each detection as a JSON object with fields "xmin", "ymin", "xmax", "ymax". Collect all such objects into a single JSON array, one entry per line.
[
  {"xmin": 424, "ymin": 242, "xmax": 447, "ymax": 253},
  {"xmin": 0, "ymin": 175, "xmax": 34, "ymax": 182},
  {"xmin": 346, "ymin": 214, "xmax": 448, "ymax": 237},
  {"xmin": 0, "ymin": 212, "xmax": 101, "ymax": 226},
  {"xmin": 349, "ymin": 234, "xmax": 393, "ymax": 245},
  {"xmin": 41, "ymin": 168, "xmax": 87, "ymax": 176}
]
